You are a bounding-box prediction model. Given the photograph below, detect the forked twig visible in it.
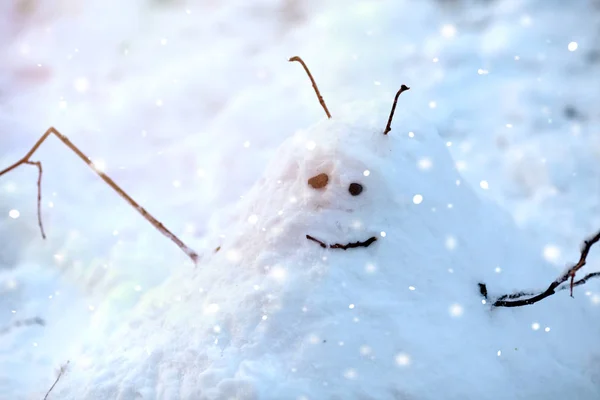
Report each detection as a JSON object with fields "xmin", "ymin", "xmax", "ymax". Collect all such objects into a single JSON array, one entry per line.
[
  {"xmin": 383, "ymin": 85, "xmax": 410, "ymax": 135},
  {"xmin": 306, "ymin": 234, "xmax": 377, "ymax": 250},
  {"xmin": 43, "ymin": 361, "xmax": 70, "ymax": 400},
  {"xmin": 480, "ymin": 230, "xmax": 600, "ymax": 307},
  {"xmin": 0, "ymin": 127, "xmax": 199, "ymax": 264},
  {"xmin": 289, "ymin": 56, "xmax": 332, "ymax": 119}
]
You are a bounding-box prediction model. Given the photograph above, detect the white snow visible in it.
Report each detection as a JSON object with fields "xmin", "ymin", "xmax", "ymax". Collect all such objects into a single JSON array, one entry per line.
[
  {"xmin": 1, "ymin": 0, "xmax": 599, "ymax": 399},
  {"xmin": 50, "ymin": 103, "xmax": 600, "ymax": 399}
]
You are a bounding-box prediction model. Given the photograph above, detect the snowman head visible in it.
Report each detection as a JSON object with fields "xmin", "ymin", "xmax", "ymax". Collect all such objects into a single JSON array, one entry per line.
[
  {"xmin": 287, "ymin": 56, "xmax": 410, "ymax": 250},
  {"xmin": 224, "ymin": 56, "xmax": 465, "ymax": 264}
]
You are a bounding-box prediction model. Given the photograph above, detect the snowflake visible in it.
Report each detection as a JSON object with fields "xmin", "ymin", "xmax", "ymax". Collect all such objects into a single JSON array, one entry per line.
[
  {"xmin": 343, "ymin": 369, "xmax": 358, "ymax": 380},
  {"xmin": 449, "ymin": 303, "xmax": 464, "ymax": 317},
  {"xmin": 440, "ymin": 24, "xmax": 456, "ymax": 38},
  {"xmin": 542, "ymin": 245, "xmax": 561, "ymax": 263},
  {"xmin": 445, "ymin": 236, "xmax": 457, "ymax": 250},
  {"xmin": 395, "ymin": 353, "xmax": 411, "ymax": 366}
]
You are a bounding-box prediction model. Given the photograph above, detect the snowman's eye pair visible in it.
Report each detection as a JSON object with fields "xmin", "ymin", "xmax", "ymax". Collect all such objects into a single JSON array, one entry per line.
[{"xmin": 307, "ymin": 173, "xmax": 364, "ymax": 196}]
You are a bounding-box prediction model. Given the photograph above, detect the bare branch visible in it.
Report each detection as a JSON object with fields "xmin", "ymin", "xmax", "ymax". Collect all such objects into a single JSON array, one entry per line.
[
  {"xmin": 568, "ymin": 271, "xmax": 600, "ymax": 289},
  {"xmin": 44, "ymin": 361, "xmax": 70, "ymax": 400},
  {"xmin": 306, "ymin": 234, "xmax": 327, "ymax": 248},
  {"xmin": 481, "ymin": 230, "xmax": 600, "ymax": 307},
  {"xmin": 306, "ymin": 234, "xmax": 377, "ymax": 250},
  {"xmin": 24, "ymin": 160, "xmax": 46, "ymax": 239},
  {"xmin": 0, "ymin": 127, "xmax": 199, "ymax": 264},
  {"xmin": 289, "ymin": 56, "xmax": 332, "ymax": 119},
  {"xmin": 383, "ymin": 85, "xmax": 410, "ymax": 135},
  {"xmin": 490, "ymin": 271, "xmax": 600, "ymax": 304}
]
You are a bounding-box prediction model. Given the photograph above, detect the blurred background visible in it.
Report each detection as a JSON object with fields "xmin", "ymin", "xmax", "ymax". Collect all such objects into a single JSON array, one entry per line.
[{"xmin": 0, "ymin": 0, "xmax": 599, "ymax": 396}]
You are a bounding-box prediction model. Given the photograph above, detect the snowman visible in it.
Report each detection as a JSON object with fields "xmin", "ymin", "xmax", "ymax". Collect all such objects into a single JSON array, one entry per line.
[{"xmin": 49, "ymin": 57, "xmax": 600, "ymax": 400}]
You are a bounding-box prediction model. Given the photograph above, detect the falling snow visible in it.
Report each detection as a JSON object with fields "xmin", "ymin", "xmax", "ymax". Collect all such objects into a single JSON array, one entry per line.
[
  {"xmin": 449, "ymin": 304, "xmax": 464, "ymax": 317},
  {"xmin": 1, "ymin": 1, "xmax": 599, "ymax": 400},
  {"xmin": 418, "ymin": 158, "xmax": 433, "ymax": 170},
  {"xmin": 440, "ymin": 24, "xmax": 457, "ymax": 38},
  {"xmin": 445, "ymin": 236, "xmax": 457, "ymax": 250},
  {"xmin": 542, "ymin": 245, "xmax": 561, "ymax": 263},
  {"xmin": 395, "ymin": 353, "xmax": 411, "ymax": 366}
]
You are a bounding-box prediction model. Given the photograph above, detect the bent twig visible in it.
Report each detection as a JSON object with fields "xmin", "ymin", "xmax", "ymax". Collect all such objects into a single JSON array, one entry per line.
[{"xmin": 0, "ymin": 127, "xmax": 199, "ymax": 264}]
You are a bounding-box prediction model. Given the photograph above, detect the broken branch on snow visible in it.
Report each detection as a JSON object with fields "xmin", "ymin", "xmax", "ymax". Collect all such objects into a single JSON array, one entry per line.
[
  {"xmin": 0, "ymin": 127, "xmax": 199, "ymax": 264},
  {"xmin": 480, "ymin": 230, "xmax": 600, "ymax": 307}
]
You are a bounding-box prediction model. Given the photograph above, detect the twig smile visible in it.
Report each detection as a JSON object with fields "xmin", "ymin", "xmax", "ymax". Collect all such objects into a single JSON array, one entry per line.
[{"xmin": 306, "ymin": 234, "xmax": 377, "ymax": 250}]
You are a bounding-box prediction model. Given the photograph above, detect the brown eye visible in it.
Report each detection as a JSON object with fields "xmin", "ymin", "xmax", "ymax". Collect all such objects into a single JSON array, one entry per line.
[
  {"xmin": 348, "ymin": 183, "xmax": 363, "ymax": 196},
  {"xmin": 308, "ymin": 173, "xmax": 329, "ymax": 189}
]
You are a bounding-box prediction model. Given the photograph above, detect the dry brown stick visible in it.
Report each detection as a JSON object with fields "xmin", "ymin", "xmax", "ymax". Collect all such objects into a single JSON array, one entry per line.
[
  {"xmin": 383, "ymin": 85, "xmax": 410, "ymax": 135},
  {"xmin": 306, "ymin": 234, "xmax": 327, "ymax": 248},
  {"xmin": 289, "ymin": 56, "xmax": 332, "ymax": 119},
  {"xmin": 43, "ymin": 361, "xmax": 70, "ymax": 400},
  {"xmin": 0, "ymin": 127, "xmax": 199, "ymax": 264},
  {"xmin": 482, "ymin": 230, "xmax": 600, "ymax": 307},
  {"xmin": 24, "ymin": 160, "xmax": 46, "ymax": 239}
]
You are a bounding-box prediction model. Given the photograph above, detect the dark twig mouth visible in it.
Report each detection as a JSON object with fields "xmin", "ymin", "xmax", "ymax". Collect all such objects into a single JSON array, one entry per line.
[{"xmin": 306, "ymin": 234, "xmax": 377, "ymax": 250}]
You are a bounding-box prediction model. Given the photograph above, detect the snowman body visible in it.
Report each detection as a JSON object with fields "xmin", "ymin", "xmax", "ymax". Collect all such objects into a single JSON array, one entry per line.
[{"xmin": 58, "ymin": 102, "xmax": 600, "ymax": 400}]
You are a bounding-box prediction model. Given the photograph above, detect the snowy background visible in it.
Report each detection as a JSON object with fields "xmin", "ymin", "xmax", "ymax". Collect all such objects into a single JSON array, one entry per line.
[{"xmin": 1, "ymin": 0, "xmax": 599, "ymax": 399}]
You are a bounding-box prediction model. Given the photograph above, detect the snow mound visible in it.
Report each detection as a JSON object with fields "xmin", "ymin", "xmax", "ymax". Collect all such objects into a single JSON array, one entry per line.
[{"xmin": 55, "ymin": 101, "xmax": 600, "ymax": 399}]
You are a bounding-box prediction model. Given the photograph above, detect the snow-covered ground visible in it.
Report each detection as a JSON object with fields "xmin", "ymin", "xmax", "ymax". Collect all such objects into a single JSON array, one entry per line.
[{"xmin": 0, "ymin": 0, "xmax": 599, "ymax": 399}]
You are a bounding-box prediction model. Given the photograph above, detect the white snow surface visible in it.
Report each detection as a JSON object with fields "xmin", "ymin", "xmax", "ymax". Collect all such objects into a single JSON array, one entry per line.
[
  {"xmin": 0, "ymin": 0, "xmax": 599, "ymax": 399},
  {"xmin": 55, "ymin": 105, "xmax": 600, "ymax": 399}
]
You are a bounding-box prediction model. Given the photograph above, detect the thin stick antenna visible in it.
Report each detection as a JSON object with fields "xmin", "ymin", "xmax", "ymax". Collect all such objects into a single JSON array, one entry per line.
[
  {"xmin": 289, "ymin": 56, "xmax": 332, "ymax": 119},
  {"xmin": 383, "ymin": 84, "xmax": 410, "ymax": 135},
  {"xmin": 0, "ymin": 127, "xmax": 199, "ymax": 264}
]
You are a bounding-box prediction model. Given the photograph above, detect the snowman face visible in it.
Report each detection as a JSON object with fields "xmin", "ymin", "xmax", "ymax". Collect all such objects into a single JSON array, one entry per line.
[
  {"xmin": 300, "ymin": 141, "xmax": 370, "ymax": 212},
  {"xmin": 290, "ymin": 122, "xmax": 387, "ymax": 250},
  {"xmin": 260, "ymin": 56, "xmax": 412, "ymax": 252},
  {"xmin": 304, "ymin": 165, "xmax": 377, "ymax": 250}
]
